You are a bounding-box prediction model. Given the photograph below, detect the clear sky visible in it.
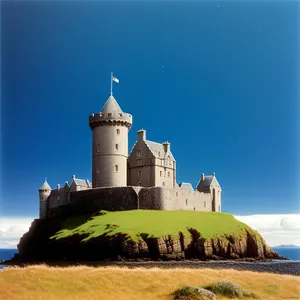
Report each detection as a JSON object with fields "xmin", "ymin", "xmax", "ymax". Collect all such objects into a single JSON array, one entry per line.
[{"xmin": 1, "ymin": 0, "xmax": 299, "ymax": 219}]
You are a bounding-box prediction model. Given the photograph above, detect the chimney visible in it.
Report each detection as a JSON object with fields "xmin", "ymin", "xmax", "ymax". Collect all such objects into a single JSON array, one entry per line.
[
  {"xmin": 201, "ymin": 173, "xmax": 205, "ymax": 181},
  {"xmin": 137, "ymin": 129, "xmax": 146, "ymax": 141},
  {"xmin": 163, "ymin": 141, "xmax": 170, "ymax": 153},
  {"xmin": 57, "ymin": 184, "xmax": 60, "ymax": 191},
  {"xmin": 212, "ymin": 172, "xmax": 215, "ymax": 177}
]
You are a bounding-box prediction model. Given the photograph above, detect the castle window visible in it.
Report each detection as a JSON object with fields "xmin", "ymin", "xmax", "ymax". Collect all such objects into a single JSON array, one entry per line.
[
  {"xmin": 97, "ymin": 164, "xmax": 100, "ymax": 174},
  {"xmin": 160, "ymin": 171, "xmax": 162, "ymax": 177},
  {"xmin": 137, "ymin": 159, "xmax": 142, "ymax": 166},
  {"xmin": 108, "ymin": 113, "xmax": 112, "ymax": 117},
  {"xmin": 116, "ymin": 129, "xmax": 120, "ymax": 135},
  {"xmin": 115, "ymin": 165, "xmax": 118, "ymax": 172},
  {"xmin": 97, "ymin": 144, "xmax": 100, "ymax": 152},
  {"xmin": 168, "ymin": 172, "xmax": 170, "ymax": 177},
  {"xmin": 186, "ymin": 199, "xmax": 188, "ymax": 206},
  {"xmin": 115, "ymin": 144, "xmax": 119, "ymax": 151},
  {"xmin": 204, "ymin": 201, "xmax": 206, "ymax": 208},
  {"xmin": 138, "ymin": 182, "xmax": 142, "ymax": 186},
  {"xmin": 162, "ymin": 182, "xmax": 165, "ymax": 186},
  {"xmin": 137, "ymin": 150, "xmax": 141, "ymax": 157},
  {"xmin": 138, "ymin": 170, "xmax": 141, "ymax": 177}
]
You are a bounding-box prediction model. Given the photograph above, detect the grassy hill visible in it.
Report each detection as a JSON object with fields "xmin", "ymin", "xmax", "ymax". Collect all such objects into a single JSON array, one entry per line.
[
  {"xmin": 16, "ymin": 210, "xmax": 282, "ymax": 261},
  {"xmin": 52, "ymin": 210, "xmax": 250, "ymax": 243}
]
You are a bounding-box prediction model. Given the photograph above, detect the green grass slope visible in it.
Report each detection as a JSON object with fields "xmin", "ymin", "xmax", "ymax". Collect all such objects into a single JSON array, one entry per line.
[{"xmin": 52, "ymin": 210, "xmax": 251, "ymax": 243}]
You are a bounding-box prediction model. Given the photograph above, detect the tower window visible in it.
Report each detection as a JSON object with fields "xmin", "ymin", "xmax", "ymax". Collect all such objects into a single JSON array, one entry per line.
[
  {"xmin": 137, "ymin": 150, "xmax": 141, "ymax": 157},
  {"xmin": 116, "ymin": 129, "xmax": 120, "ymax": 135},
  {"xmin": 168, "ymin": 172, "xmax": 170, "ymax": 177},
  {"xmin": 186, "ymin": 199, "xmax": 188, "ymax": 206},
  {"xmin": 204, "ymin": 201, "xmax": 206, "ymax": 208},
  {"xmin": 108, "ymin": 113, "xmax": 112, "ymax": 117},
  {"xmin": 162, "ymin": 182, "xmax": 165, "ymax": 186},
  {"xmin": 138, "ymin": 182, "xmax": 142, "ymax": 186},
  {"xmin": 158, "ymin": 151, "xmax": 160, "ymax": 157},
  {"xmin": 115, "ymin": 165, "xmax": 118, "ymax": 172},
  {"xmin": 97, "ymin": 144, "xmax": 100, "ymax": 152},
  {"xmin": 97, "ymin": 164, "xmax": 100, "ymax": 174},
  {"xmin": 138, "ymin": 170, "xmax": 141, "ymax": 177},
  {"xmin": 115, "ymin": 144, "xmax": 119, "ymax": 151},
  {"xmin": 160, "ymin": 171, "xmax": 162, "ymax": 177},
  {"xmin": 137, "ymin": 159, "xmax": 142, "ymax": 166}
]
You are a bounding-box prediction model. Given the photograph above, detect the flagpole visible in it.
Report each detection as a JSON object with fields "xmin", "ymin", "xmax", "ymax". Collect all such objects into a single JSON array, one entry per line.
[{"xmin": 110, "ymin": 72, "xmax": 113, "ymax": 95}]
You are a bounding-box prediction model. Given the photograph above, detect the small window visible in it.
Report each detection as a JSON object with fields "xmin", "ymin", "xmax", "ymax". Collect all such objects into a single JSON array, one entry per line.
[
  {"xmin": 97, "ymin": 144, "xmax": 100, "ymax": 152},
  {"xmin": 176, "ymin": 192, "xmax": 178, "ymax": 197},
  {"xmin": 116, "ymin": 129, "xmax": 120, "ymax": 135},
  {"xmin": 194, "ymin": 207, "xmax": 196, "ymax": 211},
  {"xmin": 108, "ymin": 113, "xmax": 112, "ymax": 117},
  {"xmin": 115, "ymin": 165, "xmax": 118, "ymax": 172},
  {"xmin": 162, "ymin": 182, "xmax": 165, "ymax": 186},
  {"xmin": 158, "ymin": 151, "xmax": 160, "ymax": 157},
  {"xmin": 96, "ymin": 164, "xmax": 100, "ymax": 174},
  {"xmin": 218, "ymin": 205, "xmax": 220, "ymax": 212},
  {"xmin": 138, "ymin": 170, "xmax": 141, "ymax": 177},
  {"xmin": 115, "ymin": 144, "xmax": 119, "ymax": 151},
  {"xmin": 138, "ymin": 182, "xmax": 142, "ymax": 186},
  {"xmin": 137, "ymin": 150, "xmax": 141, "ymax": 157},
  {"xmin": 204, "ymin": 201, "xmax": 206, "ymax": 208},
  {"xmin": 168, "ymin": 172, "xmax": 170, "ymax": 177},
  {"xmin": 160, "ymin": 171, "xmax": 162, "ymax": 177},
  {"xmin": 186, "ymin": 199, "xmax": 188, "ymax": 206}
]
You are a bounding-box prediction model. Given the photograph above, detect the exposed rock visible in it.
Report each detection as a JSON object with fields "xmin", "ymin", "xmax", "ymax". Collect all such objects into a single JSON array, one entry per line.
[{"xmin": 14, "ymin": 217, "xmax": 285, "ymax": 262}]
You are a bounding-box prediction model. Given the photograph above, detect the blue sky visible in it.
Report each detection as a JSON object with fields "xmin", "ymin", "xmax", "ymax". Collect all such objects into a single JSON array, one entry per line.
[{"xmin": 1, "ymin": 0, "xmax": 299, "ymax": 218}]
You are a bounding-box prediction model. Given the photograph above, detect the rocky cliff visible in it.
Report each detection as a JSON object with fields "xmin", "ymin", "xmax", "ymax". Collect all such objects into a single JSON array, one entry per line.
[{"xmin": 15, "ymin": 210, "xmax": 283, "ymax": 262}]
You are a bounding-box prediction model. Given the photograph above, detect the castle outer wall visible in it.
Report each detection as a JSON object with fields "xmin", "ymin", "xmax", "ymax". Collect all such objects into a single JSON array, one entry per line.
[{"xmin": 46, "ymin": 186, "xmax": 215, "ymax": 219}]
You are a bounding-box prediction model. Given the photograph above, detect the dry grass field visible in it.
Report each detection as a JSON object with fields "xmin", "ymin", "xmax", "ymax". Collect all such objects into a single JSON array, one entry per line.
[{"xmin": 0, "ymin": 265, "xmax": 299, "ymax": 300}]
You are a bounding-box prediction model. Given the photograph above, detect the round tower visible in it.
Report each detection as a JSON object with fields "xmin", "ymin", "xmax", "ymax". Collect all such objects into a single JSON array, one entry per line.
[
  {"xmin": 89, "ymin": 95, "xmax": 132, "ymax": 188},
  {"xmin": 38, "ymin": 178, "xmax": 51, "ymax": 219}
]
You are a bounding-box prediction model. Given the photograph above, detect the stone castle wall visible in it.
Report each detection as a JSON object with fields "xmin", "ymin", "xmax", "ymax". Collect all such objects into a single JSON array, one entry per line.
[{"xmin": 46, "ymin": 186, "xmax": 215, "ymax": 219}]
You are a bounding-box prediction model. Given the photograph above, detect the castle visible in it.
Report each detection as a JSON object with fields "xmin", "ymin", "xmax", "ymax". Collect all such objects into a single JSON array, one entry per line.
[{"xmin": 39, "ymin": 91, "xmax": 222, "ymax": 219}]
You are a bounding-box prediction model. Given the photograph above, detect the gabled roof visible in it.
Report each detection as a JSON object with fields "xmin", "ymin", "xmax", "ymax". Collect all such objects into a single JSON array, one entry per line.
[
  {"xmin": 101, "ymin": 95, "xmax": 123, "ymax": 114},
  {"xmin": 196, "ymin": 175, "xmax": 215, "ymax": 192},
  {"xmin": 179, "ymin": 182, "xmax": 194, "ymax": 192},
  {"xmin": 145, "ymin": 140, "xmax": 175, "ymax": 161},
  {"xmin": 39, "ymin": 181, "xmax": 51, "ymax": 190},
  {"xmin": 73, "ymin": 178, "xmax": 91, "ymax": 188}
]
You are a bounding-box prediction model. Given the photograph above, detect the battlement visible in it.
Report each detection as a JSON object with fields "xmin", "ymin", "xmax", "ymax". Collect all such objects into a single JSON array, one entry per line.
[{"xmin": 89, "ymin": 112, "xmax": 132, "ymax": 130}]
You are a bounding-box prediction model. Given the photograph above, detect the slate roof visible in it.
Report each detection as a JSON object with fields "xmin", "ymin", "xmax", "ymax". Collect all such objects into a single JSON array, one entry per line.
[
  {"xmin": 197, "ymin": 175, "xmax": 214, "ymax": 192},
  {"xmin": 145, "ymin": 140, "xmax": 175, "ymax": 161},
  {"xmin": 101, "ymin": 95, "xmax": 123, "ymax": 114},
  {"xmin": 39, "ymin": 181, "xmax": 51, "ymax": 190},
  {"xmin": 178, "ymin": 182, "xmax": 194, "ymax": 192},
  {"xmin": 73, "ymin": 178, "xmax": 91, "ymax": 188}
]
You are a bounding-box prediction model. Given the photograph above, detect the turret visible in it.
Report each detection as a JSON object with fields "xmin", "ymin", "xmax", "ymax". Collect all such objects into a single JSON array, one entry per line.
[
  {"xmin": 38, "ymin": 178, "xmax": 51, "ymax": 219},
  {"xmin": 89, "ymin": 95, "xmax": 132, "ymax": 187}
]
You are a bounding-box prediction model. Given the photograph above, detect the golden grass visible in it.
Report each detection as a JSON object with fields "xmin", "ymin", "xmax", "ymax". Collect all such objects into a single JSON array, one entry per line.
[{"xmin": 0, "ymin": 265, "xmax": 299, "ymax": 300}]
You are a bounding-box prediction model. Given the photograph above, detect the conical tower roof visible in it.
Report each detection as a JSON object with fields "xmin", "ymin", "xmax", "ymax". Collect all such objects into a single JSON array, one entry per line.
[
  {"xmin": 39, "ymin": 180, "xmax": 51, "ymax": 191},
  {"xmin": 101, "ymin": 95, "xmax": 123, "ymax": 114}
]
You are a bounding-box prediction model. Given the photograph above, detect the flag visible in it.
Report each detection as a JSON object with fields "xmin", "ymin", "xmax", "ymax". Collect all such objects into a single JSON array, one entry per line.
[{"xmin": 112, "ymin": 76, "xmax": 119, "ymax": 83}]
